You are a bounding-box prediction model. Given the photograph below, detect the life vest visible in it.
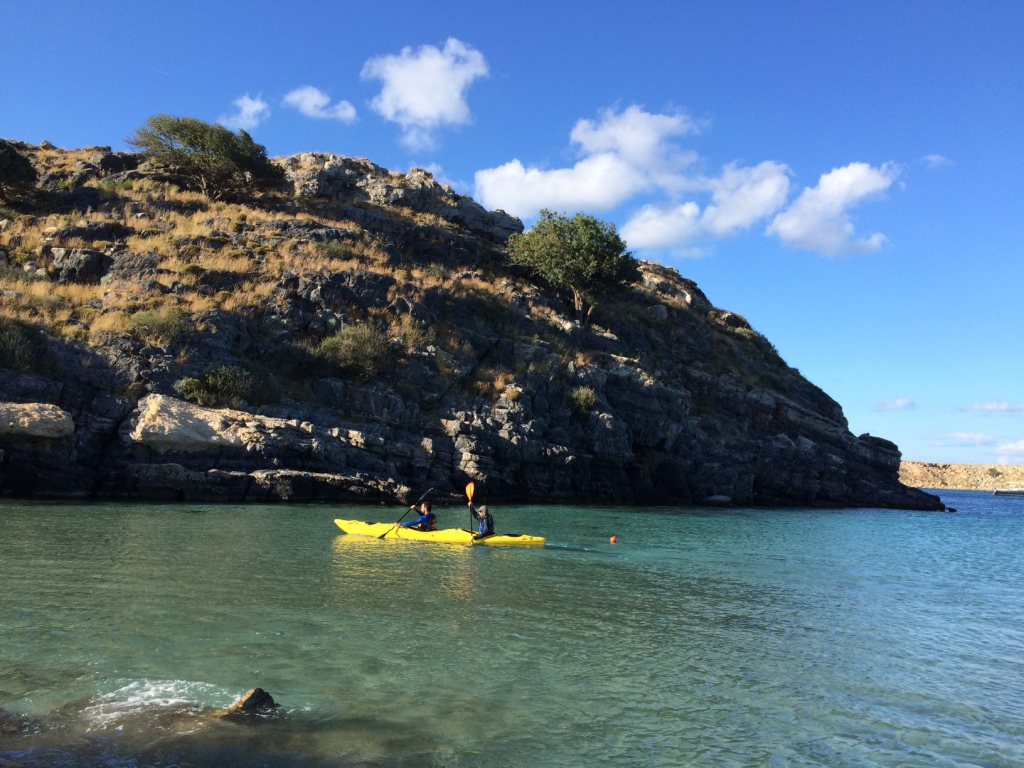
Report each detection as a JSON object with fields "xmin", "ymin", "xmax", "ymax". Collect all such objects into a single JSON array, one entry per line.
[{"xmin": 416, "ymin": 513, "xmax": 437, "ymax": 531}]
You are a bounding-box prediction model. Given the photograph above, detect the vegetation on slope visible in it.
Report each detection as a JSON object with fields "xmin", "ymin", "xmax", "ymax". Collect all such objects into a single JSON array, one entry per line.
[
  {"xmin": 126, "ymin": 115, "xmax": 286, "ymax": 200},
  {"xmin": 0, "ymin": 135, "xmax": 805, "ymax": 426},
  {"xmin": 507, "ymin": 208, "xmax": 639, "ymax": 329}
]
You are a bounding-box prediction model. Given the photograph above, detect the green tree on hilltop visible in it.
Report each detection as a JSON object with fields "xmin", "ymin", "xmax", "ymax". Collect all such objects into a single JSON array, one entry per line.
[
  {"xmin": 127, "ymin": 115, "xmax": 285, "ymax": 200},
  {"xmin": 507, "ymin": 209, "xmax": 639, "ymax": 329}
]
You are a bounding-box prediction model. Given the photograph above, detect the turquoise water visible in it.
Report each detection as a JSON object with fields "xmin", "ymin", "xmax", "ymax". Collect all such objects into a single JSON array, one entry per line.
[{"xmin": 1, "ymin": 490, "xmax": 1022, "ymax": 767}]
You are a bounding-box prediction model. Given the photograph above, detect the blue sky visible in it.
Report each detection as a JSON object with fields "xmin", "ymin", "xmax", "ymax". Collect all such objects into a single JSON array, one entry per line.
[{"xmin": 3, "ymin": 1, "xmax": 1022, "ymax": 464}]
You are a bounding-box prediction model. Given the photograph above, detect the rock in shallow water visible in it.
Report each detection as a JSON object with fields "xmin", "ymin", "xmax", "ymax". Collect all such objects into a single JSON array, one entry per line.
[{"xmin": 223, "ymin": 687, "xmax": 279, "ymax": 716}]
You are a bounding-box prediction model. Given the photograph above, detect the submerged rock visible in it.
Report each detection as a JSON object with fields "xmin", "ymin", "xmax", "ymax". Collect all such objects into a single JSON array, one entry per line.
[
  {"xmin": 223, "ymin": 687, "xmax": 280, "ymax": 716},
  {"xmin": 0, "ymin": 707, "xmax": 41, "ymax": 736}
]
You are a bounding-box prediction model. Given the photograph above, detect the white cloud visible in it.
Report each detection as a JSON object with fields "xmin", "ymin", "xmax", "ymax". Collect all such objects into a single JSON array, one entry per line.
[
  {"xmin": 476, "ymin": 107, "xmax": 898, "ymax": 257},
  {"xmin": 921, "ymin": 153, "xmax": 952, "ymax": 169},
  {"xmin": 767, "ymin": 162, "xmax": 899, "ymax": 255},
  {"xmin": 620, "ymin": 161, "xmax": 790, "ymax": 252},
  {"xmin": 570, "ymin": 106, "xmax": 699, "ymax": 162},
  {"xmin": 475, "ymin": 105, "xmax": 701, "ymax": 219},
  {"xmin": 362, "ymin": 38, "xmax": 488, "ymax": 150},
  {"xmin": 283, "ymin": 86, "xmax": 356, "ymax": 122},
  {"xmin": 218, "ymin": 94, "xmax": 270, "ymax": 131},
  {"xmin": 476, "ymin": 153, "xmax": 648, "ymax": 217},
  {"xmin": 959, "ymin": 401, "xmax": 1024, "ymax": 413},
  {"xmin": 621, "ymin": 202, "xmax": 703, "ymax": 250},
  {"xmin": 702, "ymin": 162, "xmax": 791, "ymax": 236},
  {"xmin": 475, "ymin": 105, "xmax": 793, "ymax": 252},
  {"xmin": 933, "ymin": 432, "xmax": 996, "ymax": 447},
  {"xmin": 996, "ymin": 439, "xmax": 1024, "ymax": 457},
  {"xmin": 569, "ymin": 105, "xmax": 700, "ymax": 192},
  {"xmin": 873, "ymin": 397, "xmax": 917, "ymax": 412}
]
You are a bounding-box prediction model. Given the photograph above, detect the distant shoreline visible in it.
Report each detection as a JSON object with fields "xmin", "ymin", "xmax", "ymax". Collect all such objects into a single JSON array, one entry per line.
[{"xmin": 900, "ymin": 461, "xmax": 1024, "ymax": 491}]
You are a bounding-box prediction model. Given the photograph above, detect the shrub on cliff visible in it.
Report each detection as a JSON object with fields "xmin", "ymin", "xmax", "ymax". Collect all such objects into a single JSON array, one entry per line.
[
  {"xmin": 317, "ymin": 323, "xmax": 392, "ymax": 383},
  {"xmin": 0, "ymin": 317, "xmax": 57, "ymax": 376},
  {"xmin": 126, "ymin": 115, "xmax": 285, "ymax": 200},
  {"xmin": 567, "ymin": 385, "xmax": 597, "ymax": 417},
  {"xmin": 508, "ymin": 209, "xmax": 639, "ymax": 329},
  {"xmin": 175, "ymin": 365, "xmax": 279, "ymax": 408},
  {"xmin": 129, "ymin": 306, "xmax": 192, "ymax": 345},
  {"xmin": 0, "ymin": 140, "xmax": 37, "ymax": 200}
]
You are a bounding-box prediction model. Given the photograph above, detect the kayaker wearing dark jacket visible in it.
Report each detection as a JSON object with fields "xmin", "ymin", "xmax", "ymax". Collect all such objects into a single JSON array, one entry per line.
[
  {"xmin": 399, "ymin": 502, "xmax": 437, "ymax": 531},
  {"xmin": 469, "ymin": 502, "xmax": 494, "ymax": 541}
]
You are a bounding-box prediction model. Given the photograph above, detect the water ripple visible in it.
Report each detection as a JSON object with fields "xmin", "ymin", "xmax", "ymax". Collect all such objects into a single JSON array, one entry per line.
[{"xmin": 0, "ymin": 494, "xmax": 1021, "ymax": 766}]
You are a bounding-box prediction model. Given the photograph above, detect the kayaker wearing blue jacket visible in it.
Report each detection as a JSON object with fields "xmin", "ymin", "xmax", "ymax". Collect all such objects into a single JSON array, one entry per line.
[
  {"xmin": 399, "ymin": 501, "xmax": 437, "ymax": 531},
  {"xmin": 469, "ymin": 502, "xmax": 494, "ymax": 541}
]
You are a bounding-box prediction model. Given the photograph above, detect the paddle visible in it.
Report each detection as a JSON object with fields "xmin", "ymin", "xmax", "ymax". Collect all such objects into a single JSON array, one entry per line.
[
  {"xmin": 466, "ymin": 481, "xmax": 476, "ymax": 543},
  {"xmin": 379, "ymin": 487, "xmax": 433, "ymax": 539}
]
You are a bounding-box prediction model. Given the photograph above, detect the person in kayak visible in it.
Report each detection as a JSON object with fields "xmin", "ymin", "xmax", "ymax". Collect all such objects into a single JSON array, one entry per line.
[
  {"xmin": 468, "ymin": 502, "xmax": 494, "ymax": 541},
  {"xmin": 399, "ymin": 501, "xmax": 437, "ymax": 531}
]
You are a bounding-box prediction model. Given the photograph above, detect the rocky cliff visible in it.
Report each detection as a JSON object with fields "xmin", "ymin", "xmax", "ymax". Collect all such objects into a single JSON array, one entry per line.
[{"xmin": 0, "ymin": 141, "xmax": 942, "ymax": 509}]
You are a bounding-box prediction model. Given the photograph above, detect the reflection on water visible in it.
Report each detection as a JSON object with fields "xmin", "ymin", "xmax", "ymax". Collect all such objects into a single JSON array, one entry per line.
[
  {"xmin": 1, "ymin": 493, "xmax": 1023, "ymax": 766},
  {"xmin": 331, "ymin": 533, "xmax": 482, "ymax": 603}
]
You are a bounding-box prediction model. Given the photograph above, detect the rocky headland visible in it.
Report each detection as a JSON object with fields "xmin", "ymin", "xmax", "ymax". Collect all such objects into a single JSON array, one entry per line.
[
  {"xmin": 900, "ymin": 461, "xmax": 1024, "ymax": 492},
  {"xmin": 0, "ymin": 140, "xmax": 942, "ymax": 510}
]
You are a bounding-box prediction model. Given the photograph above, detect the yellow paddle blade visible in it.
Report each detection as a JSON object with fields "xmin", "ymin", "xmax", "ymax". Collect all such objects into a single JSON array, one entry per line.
[{"xmin": 466, "ymin": 481, "xmax": 475, "ymax": 501}]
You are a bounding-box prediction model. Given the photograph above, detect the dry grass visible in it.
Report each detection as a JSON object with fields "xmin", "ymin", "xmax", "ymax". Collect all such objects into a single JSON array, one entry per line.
[
  {"xmin": 181, "ymin": 293, "xmax": 218, "ymax": 313},
  {"xmin": 87, "ymin": 310, "xmax": 131, "ymax": 339},
  {"xmin": 414, "ymin": 268, "xmax": 452, "ymax": 291},
  {"xmin": 3, "ymin": 144, "xmax": 525, "ymax": 371},
  {"xmin": 493, "ymin": 368, "xmax": 516, "ymax": 393},
  {"xmin": 3, "ymin": 225, "xmax": 44, "ymax": 259},
  {"xmin": 26, "ymin": 145, "xmax": 99, "ymax": 176},
  {"xmin": 218, "ymin": 279, "xmax": 276, "ymax": 311},
  {"xmin": 462, "ymin": 365, "xmax": 516, "ymax": 402},
  {"xmin": 396, "ymin": 208, "xmax": 451, "ymax": 229},
  {"xmin": 393, "ymin": 313, "xmax": 433, "ymax": 353},
  {"xmin": 159, "ymin": 257, "xmax": 200, "ymax": 279},
  {"xmin": 124, "ymin": 232, "xmax": 175, "ymax": 259},
  {"xmin": 198, "ymin": 251, "xmax": 253, "ymax": 273},
  {"xmin": 0, "ymin": 279, "xmax": 106, "ymax": 326}
]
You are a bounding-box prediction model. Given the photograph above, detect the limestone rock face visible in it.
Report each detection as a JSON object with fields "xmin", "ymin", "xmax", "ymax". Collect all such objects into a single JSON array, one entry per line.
[
  {"xmin": 0, "ymin": 393, "xmax": 93, "ymax": 498},
  {"xmin": 277, "ymin": 153, "xmax": 523, "ymax": 243},
  {"xmin": 0, "ymin": 402, "xmax": 74, "ymax": 438},
  {"xmin": 130, "ymin": 394, "xmax": 280, "ymax": 453},
  {"xmin": 0, "ymin": 326, "xmax": 941, "ymax": 509}
]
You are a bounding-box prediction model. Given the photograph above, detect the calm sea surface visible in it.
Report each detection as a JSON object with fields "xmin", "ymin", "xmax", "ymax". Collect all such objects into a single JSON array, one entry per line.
[{"xmin": 1, "ymin": 490, "xmax": 1021, "ymax": 767}]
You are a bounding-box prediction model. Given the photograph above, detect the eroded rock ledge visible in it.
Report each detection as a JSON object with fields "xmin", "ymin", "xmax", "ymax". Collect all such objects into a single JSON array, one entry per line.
[{"xmin": 0, "ymin": 370, "xmax": 941, "ymax": 509}]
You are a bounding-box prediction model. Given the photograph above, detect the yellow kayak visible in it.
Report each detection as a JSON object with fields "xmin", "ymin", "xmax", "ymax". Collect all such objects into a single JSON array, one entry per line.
[{"xmin": 334, "ymin": 519, "xmax": 545, "ymax": 547}]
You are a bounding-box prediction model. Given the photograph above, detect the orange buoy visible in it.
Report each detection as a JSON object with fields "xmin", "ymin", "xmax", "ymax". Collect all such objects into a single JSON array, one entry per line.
[{"xmin": 610, "ymin": 535, "xmax": 618, "ymax": 544}]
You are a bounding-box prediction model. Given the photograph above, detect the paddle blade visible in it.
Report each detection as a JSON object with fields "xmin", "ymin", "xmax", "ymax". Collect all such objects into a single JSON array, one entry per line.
[{"xmin": 466, "ymin": 481, "xmax": 475, "ymax": 501}]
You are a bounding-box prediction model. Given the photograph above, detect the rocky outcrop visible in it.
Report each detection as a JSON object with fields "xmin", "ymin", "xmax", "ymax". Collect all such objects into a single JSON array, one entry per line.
[
  {"xmin": 0, "ymin": 143, "xmax": 942, "ymax": 510},
  {"xmin": 222, "ymin": 688, "xmax": 279, "ymax": 716},
  {"xmin": 0, "ymin": 343, "xmax": 940, "ymax": 508},
  {"xmin": 900, "ymin": 461, "xmax": 1024, "ymax": 491},
  {"xmin": 0, "ymin": 402, "xmax": 74, "ymax": 438},
  {"xmin": 277, "ymin": 153, "xmax": 523, "ymax": 243},
  {"xmin": 49, "ymin": 247, "xmax": 110, "ymax": 284}
]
